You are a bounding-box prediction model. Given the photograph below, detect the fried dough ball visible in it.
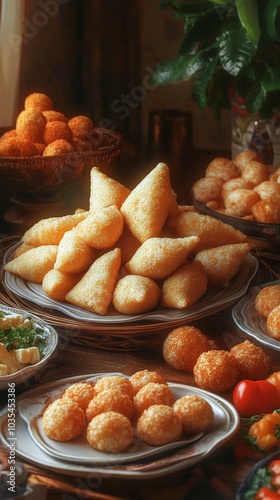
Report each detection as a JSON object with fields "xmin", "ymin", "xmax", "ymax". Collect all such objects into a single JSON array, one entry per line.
[
  {"xmin": 42, "ymin": 398, "xmax": 86, "ymax": 441},
  {"xmin": 255, "ymin": 285, "xmax": 280, "ymax": 318},
  {"xmin": 129, "ymin": 370, "xmax": 167, "ymax": 395},
  {"xmin": 76, "ymin": 206, "xmax": 124, "ymax": 249},
  {"xmin": 24, "ymin": 92, "xmax": 54, "ymax": 112},
  {"xmin": 163, "ymin": 326, "xmax": 211, "ymax": 373},
  {"xmin": 194, "ymin": 243, "xmax": 250, "ymax": 287},
  {"xmin": 62, "ymin": 382, "xmax": 96, "ymax": 410},
  {"xmin": 136, "ymin": 405, "xmax": 182, "ymax": 446},
  {"xmin": 192, "ymin": 176, "xmax": 224, "ymax": 204},
  {"xmin": 270, "ymin": 167, "xmax": 280, "ymax": 183},
  {"xmin": 251, "ymin": 200, "xmax": 280, "ymax": 223},
  {"xmin": 0, "ymin": 129, "xmax": 17, "ymax": 141},
  {"xmin": 161, "ymin": 261, "xmax": 208, "ymax": 309},
  {"xmin": 35, "ymin": 143, "xmax": 46, "ymax": 155},
  {"xmin": 221, "ymin": 178, "xmax": 254, "ymax": 201},
  {"xmin": 17, "ymin": 139, "xmax": 38, "ymax": 157},
  {"xmin": 133, "ymin": 382, "xmax": 175, "ymax": 416},
  {"xmin": 241, "ymin": 161, "xmax": 270, "ymax": 186},
  {"xmin": 233, "ymin": 150, "xmax": 262, "ymax": 171},
  {"xmin": 42, "ymin": 110, "xmax": 68, "ymax": 123},
  {"xmin": 173, "ymin": 395, "xmax": 214, "ymax": 435},
  {"xmin": 73, "ymin": 137, "xmax": 92, "ymax": 152},
  {"xmin": 0, "ymin": 137, "xmax": 20, "ymax": 156},
  {"xmin": 86, "ymin": 389, "xmax": 134, "ymax": 422},
  {"xmin": 205, "ymin": 157, "xmax": 240, "ymax": 182},
  {"xmin": 112, "ymin": 274, "xmax": 161, "ymax": 314},
  {"xmin": 230, "ymin": 340, "xmax": 271, "ymax": 380},
  {"xmin": 94, "ymin": 375, "xmax": 134, "ymax": 399},
  {"xmin": 43, "ymin": 121, "xmax": 73, "ymax": 145},
  {"xmin": 68, "ymin": 115, "xmax": 95, "ymax": 139},
  {"xmin": 86, "ymin": 411, "xmax": 133, "ymax": 453},
  {"xmin": 193, "ymin": 350, "xmax": 238, "ymax": 393},
  {"xmin": 43, "ymin": 139, "xmax": 74, "ymax": 156},
  {"xmin": 16, "ymin": 109, "xmax": 47, "ymax": 143},
  {"xmin": 254, "ymin": 181, "xmax": 280, "ymax": 204},
  {"xmin": 223, "ymin": 188, "xmax": 260, "ymax": 217},
  {"xmin": 267, "ymin": 305, "xmax": 280, "ymax": 339}
]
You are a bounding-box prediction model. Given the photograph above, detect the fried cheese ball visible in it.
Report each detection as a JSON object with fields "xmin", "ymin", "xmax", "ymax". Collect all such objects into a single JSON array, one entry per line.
[
  {"xmin": 43, "ymin": 139, "xmax": 74, "ymax": 156},
  {"xmin": 112, "ymin": 274, "xmax": 161, "ymax": 314},
  {"xmin": 86, "ymin": 411, "xmax": 133, "ymax": 453},
  {"xmin": 133, "ymin": 382, "xmax": 175, "ymax": 416},
  {"xmin": 68, "ymin": 115, "xmax": 95, "ymax": 139},
  {"xmin": 42, "ymin": 110, "xmax": 68, "ymax": 123},
  {"xmin": 241, "ymin": 160, "xmax": 270, "ymax": 186},
  {"xmin": 43, "ymin": 120, "xmax": 73, "ymax": 144},
  {"xmin": 62, "ymin": 381, "xmax": 96, "ymax": 410},
  {"xmin": 35, "ymin": 143, "xmax": 46, "ymax": 155},
  {"xmin": 173, "ymin": 395, "xmax": 214, "ymax": 435},
  {"xmin": 255, "ymin": 285, "xmax": 280, "ymax": 318},
  {"xmin": 163, "ymin": 326, "xmax": 211, "ymax": 373},
  {"xmin": 254, "ymin": 181, "xmax": 280, "ymax": 204},
  {"xmin": 137, "ymin": 405, "xmax": 182, "ymax": 446},
  {"xmin": 16, "ymin": 109, "xmax": 47, "ymax": 143},
  {"xmin": 24, "ymin": 92, "xmax": 54, "ymax": 111},
  {"xmin": 221, "ymin": 178, "xmax": 254, "ymax": 201},
  {"xmin": 192, "ymin": 176, "xmax": 224, "ymax": 204},
  {"xmin": 193, "ymin": 350, "xmax": 238, "ymax": 393},
  {"xmin": 205, "ymin": 157, "xmax": 240, "ymax": 182},
  {"xmin": 251, "ymin": 200, "xmax": 280, "ymax": 223},
  {"xmin": 267, "ymin": 305, "xmax": 280, "ymax": 339},
  {"xmin": 42, "ymin": 398, "xmax": 86, "ymax": 441},
  {"xmin": 230, "ymin": 340, "xmax": 271, "ymax": 380},
  {"xmin": 86, "ymin": 389, "xmax": 134, "ymax": 422},
  {"xmin": 233, "ymin": 150, "xmax": 262, "ymax": 172},
  {"xmin": 94, "ymin": 375, "xmax": 134, "ymax": 399},
  {"xmin": 0, "ymin": 137, "xmax": 21, "ymax": 156},
  {"xmin": 129, "ymin": 370, "xmax": 167, "ymax": 395},
  {"xmin": 223, "ymin": 188, "xmax": 260, "ymax": 217}
]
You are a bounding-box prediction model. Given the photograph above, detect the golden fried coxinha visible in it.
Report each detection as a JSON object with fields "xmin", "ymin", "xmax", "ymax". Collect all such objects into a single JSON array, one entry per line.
[
  {"xmin": 4, "ymin": 245, "xmax": 58, "ymax": 283},
  {"xmin": 89, "ymin": 166, "xmax": 130, "ymax": 213}
]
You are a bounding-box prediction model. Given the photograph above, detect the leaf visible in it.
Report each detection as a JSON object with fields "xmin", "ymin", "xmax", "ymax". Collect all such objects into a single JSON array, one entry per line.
[
  {"xmin": 219, "ymin": 18, "xmax": 257, "ymax": 77},
  {"xmin": 180, "ymin": 7, "xmax": 222, "ymax": 54},
  {"xmin": 263, "ymin": 0, "xmax": 280, "ymax": 41},
  {"xmin": 236, "ymin": 0, "xmax": 261, "ymax": 45},
  {"xmin": 191, "ymin": 50, "xmax": 220, "ymax": 109}
]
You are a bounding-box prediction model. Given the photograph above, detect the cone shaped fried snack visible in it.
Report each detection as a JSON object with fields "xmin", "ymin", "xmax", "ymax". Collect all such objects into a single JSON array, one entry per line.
[
  {"xmin": 194, "ymin": 243, "xmax": 250, "ymax": 287},
  {"xmin": 54, "ymin": 228, "xmax": 95, "ymax": 274},
  {"xmin": 167, "ymin": 211, "xmax": 247, "ymax": 252},
  {"xmin": 125, "ymin": 236, "xmax": 200, "ymax": 279},
  {"xmin": 22, "ymin": 211, "xmax": 88, "ymax": 246},
  {"xmin": 76, "ymin": 205, "xmax": 124, "ymax": 249},
  {"xmin": 120, "ymin": 163, "xmax": 173, "ymax": 243},
  {"xmin": 65, "ymin": 248, "xmax": 121, "ymax": 315},
  {"xmin": 4, "ymin": 245, "xmax": 58, "ymax": 283},
  {"xmin": 113, "ymin": 274, "xmax": 161, "ymax": 314},
  {"xmin": 89, "ymin": 167, "xmax": 130, "ymax": 213},
  {"xmin": 161, "ymin": 261, "xmax": 208, "ymax": 309},
  {"xmin": 42, "ymin": 269, "xmax": 83, "ymax": 301}
]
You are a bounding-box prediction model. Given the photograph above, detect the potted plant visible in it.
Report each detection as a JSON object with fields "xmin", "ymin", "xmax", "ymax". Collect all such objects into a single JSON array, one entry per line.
[{"xmin": 151, "ymin": 0, "xmax": 280, "ymax": 162}]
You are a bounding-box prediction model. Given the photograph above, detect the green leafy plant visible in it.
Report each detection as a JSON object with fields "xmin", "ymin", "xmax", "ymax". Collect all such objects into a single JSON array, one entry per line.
[{"xmin": 151, "ymin": 0, "xmax": 280, "ymax": 118}]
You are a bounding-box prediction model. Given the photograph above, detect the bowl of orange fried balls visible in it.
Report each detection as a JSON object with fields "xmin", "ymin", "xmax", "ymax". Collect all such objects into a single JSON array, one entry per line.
[
  {"xmin": 192, "ymin": 149, "xmax": 280, "ymax": 248},
  {"xmin": 0, "ymin": 92, "xmax": 121, "ymax": 201}
]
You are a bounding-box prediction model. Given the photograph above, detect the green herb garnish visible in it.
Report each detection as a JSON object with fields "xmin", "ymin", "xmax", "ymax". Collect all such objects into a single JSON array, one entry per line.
[{"xmin": 0, "ymin": 325, "xmax": 47, "ymax": 358}]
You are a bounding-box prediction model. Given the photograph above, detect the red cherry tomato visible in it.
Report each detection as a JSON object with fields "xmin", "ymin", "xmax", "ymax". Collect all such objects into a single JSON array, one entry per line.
[
  {"xmin": 233, "ymin": 380, "xmax": 280, "ymax": 417},
  {"xmin": 255, "ymin": 487, "xmax": 280, "ymax": 499},
  {"xmin": 270, "ymin": 460, "xmax": 280, "ymax": 476}
]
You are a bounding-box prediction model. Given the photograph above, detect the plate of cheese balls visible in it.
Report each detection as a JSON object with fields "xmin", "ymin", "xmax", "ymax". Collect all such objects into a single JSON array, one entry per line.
[
  {"xmin": 0, "ymin": 371, "xmax": 240, "ymax": 478},
  {"xmin": 0, "ymin": 92, "xmax": 121, "ymax": 200},
  {"xmin": 232, "ymin": 280, "xmax": 280, "ymax": 351},
  {"xmin": 2, "ymin": 162, "xmax": 259, "ymax": 338},
  {"xmin": 192, "ymin": 149, "xmax": 280, "ymax": 248}
]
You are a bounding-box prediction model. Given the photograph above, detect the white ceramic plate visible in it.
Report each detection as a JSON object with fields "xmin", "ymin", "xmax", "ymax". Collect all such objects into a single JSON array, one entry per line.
[
  {"xmin": 0, "ymin": 304, "xmax": 58, "ymax": 390},
  {"xmin": 0, "ymin": 373, "xmax": 240, "ymax": 479},
  {"xmin": 232, "ymin": 280, "xmax": 280, "ymax": 351},
  {"xmin": 3, "ymin": 243, "xmax": 259, "ymax": 324}
]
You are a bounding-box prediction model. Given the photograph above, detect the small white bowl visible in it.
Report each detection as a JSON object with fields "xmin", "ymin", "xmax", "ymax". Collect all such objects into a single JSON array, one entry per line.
[{"xmin": 0, "ymin": 304, "xmax": 58, "ymax": 390}]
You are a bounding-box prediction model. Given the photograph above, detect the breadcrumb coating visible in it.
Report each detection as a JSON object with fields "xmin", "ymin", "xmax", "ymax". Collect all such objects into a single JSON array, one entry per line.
[
  {"xmin": 25, "ymin": 92, "xmax": 54, "ymax": 112},
  {"xmin": 193, "ymin": 350, "xmax": 238, "ymax": 393},
  {"xmin": 255, "ymin": 285, "xmax": 280, "ymax": 318},
  {"xmin": 173, "ymin": 395, "xmax": 214, "ymax": 435},
  {"xmin": 129, "ymin": 370, "xmax": 167, "ymax": 395},
  {"xmin": 163, "ymin": 326, "xmax": 211, "ymax": 372},
  {"xmin": 86, "ymin": 411, "xmax": 133, "ymax": 453},
  {"xmin": 136, "ymin": 404, "xmax": 182, "ymax": 446},
  {"xmin": 62, "ymin": 382, "xmax": 96, "ymax": 410},
  {"xmin": 94, "ymin": 375, "xmax": 134, "ymax": 399},
  {"xmin": 42, "ymin": 398, "xmax": 86, "ymax": 441},
  {"xmin": 267, "ymin": 305, "xmax": 280, "ymax": 339},
  {"xmin": 230, "ymin": 340, "xmax": 271, "ymax": 380},
  {"xmin": 133, "ymin": 382, "xmax": 175, "ymax": 416},
  {"xmin": 86, "ymin": 389, "xmax": 134, "ymax": 422}
]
